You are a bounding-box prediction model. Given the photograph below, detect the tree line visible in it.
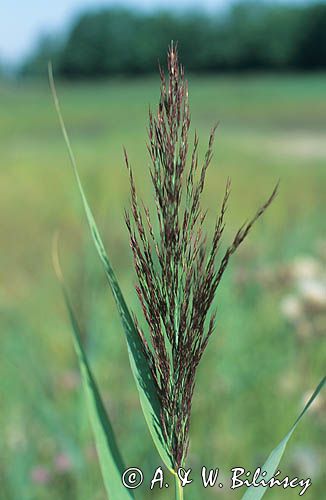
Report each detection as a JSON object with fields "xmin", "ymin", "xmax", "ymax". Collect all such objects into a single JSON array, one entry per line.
[{"xmin": 22, "ymin": 1, "xmax": 326, "ymax": 77}]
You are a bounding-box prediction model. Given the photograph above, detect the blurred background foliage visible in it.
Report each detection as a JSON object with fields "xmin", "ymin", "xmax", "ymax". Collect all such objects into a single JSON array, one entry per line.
[
  {"xmin": 0, "ymin": 1, "xmax": 325, "ymax": 499},
  {"xmin": 21, "ymin": 1, "xmax": 326, "ymax": 78}
]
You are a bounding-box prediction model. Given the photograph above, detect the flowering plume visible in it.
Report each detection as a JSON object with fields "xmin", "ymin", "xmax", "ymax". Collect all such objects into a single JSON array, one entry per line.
[{"xmin": 124, "ymin": 43, "xmax": 277, "ymax": 468}]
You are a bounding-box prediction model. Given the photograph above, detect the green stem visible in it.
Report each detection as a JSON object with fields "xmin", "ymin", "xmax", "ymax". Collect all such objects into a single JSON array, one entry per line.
[{"xmin": 173, "ymin": 471, "xmax": 184, "ymax": 500}]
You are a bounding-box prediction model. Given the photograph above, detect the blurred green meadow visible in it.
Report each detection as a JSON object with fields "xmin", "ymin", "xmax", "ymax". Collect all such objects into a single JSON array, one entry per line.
[{"xmin": 0, "ymin": 74, "xmax": 325, "ymax": 499}]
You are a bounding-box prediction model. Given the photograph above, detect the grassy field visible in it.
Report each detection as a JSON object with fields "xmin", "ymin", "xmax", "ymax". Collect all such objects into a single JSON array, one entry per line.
[{"xmin": 0, "ymin": 74, "xmax": 325, "ymax": 499}]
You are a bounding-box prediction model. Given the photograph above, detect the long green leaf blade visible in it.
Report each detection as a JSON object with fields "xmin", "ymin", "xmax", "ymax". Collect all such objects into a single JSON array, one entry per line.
[
  {"xmin": 53, "ymin": 248, "xmax": 133, "ymax": 499},
  {"xmin": 49, "ymin": 65, "xmax": 173, "ymax": 470},
  {"xmin": 242, "ymin": 376, "xmax": 325, "ymax": 500}
]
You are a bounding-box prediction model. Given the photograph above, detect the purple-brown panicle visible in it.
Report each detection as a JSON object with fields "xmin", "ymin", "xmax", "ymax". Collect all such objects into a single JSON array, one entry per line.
[{"xmin": 125, "ymin": 43, "xmax": 277, "ymax": 469}]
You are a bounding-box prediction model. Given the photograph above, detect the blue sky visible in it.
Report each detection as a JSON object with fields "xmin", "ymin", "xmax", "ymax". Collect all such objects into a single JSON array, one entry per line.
[{"xmin": 1, "ymin": 0, "xmax": 310, "ymax": 64}]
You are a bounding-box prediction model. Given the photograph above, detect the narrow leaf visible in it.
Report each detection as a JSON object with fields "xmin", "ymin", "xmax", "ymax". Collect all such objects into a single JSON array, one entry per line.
[
  {"xmin": 53, "ymin": 241, "xmax": 133, "ymax": 499},
  {"xmin": 49, "ymin": 65, "xmax": 173, "ymax": 470},
  {"xmin": 242, "ymin": 376, "xmax": 325, "ymax": 500}
]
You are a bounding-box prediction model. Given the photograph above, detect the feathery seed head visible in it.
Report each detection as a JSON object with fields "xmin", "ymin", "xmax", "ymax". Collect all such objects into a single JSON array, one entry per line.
[{"xmin": 125, "ymin": 42, "xmax": 277, "ymax": 468}]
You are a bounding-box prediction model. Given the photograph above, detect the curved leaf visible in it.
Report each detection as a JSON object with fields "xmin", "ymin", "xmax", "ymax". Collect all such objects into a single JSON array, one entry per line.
[
  {"xmin": 242, "ymin": 376, "xmax": 325, "ymax": 500},
  {"xmin": 49, "ymin": 65, "xmax": 173, "ymax": 471},
  {"xmin": 53, "ymin": 246, "xmax": 133, "ymax": 500}
]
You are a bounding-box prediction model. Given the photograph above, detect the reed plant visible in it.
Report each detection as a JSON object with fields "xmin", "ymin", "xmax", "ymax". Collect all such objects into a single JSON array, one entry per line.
[{"xmin": 50, "ymin": 44, "xmax": 325, "ymax": 500}]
